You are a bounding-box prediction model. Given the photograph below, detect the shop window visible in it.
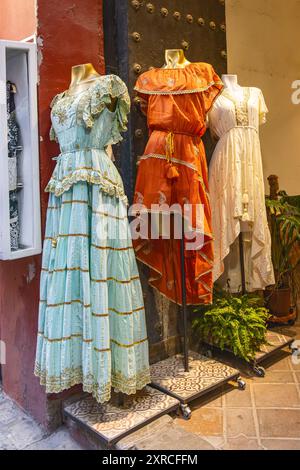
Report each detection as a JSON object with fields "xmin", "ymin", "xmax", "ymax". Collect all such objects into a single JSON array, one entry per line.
[{"xmin": 0, "ymin": 40, "xmax": 41, "ymax": 260}]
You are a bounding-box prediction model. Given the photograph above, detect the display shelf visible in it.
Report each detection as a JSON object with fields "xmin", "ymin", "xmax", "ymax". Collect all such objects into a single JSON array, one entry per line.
[
  {"xmin": 0, "ymin": 39, "xmax": 41, "ymax": 260},
  {"xmin": 150, "ymin": 351, "xmax": 243, "ymax": 420},
  {"xmin": 63, "ymin": 386, "xmax": 179, "ymax": 448}
]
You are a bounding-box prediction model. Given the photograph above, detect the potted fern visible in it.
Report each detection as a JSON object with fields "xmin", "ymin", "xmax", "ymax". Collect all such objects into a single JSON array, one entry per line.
[
  {"xmin": 192, "ymin": 290, "xmax": 270, "ymax": 363},
  {"xmin": 265, "ymin": 175, "xmax": 300, "ymax": 324}
]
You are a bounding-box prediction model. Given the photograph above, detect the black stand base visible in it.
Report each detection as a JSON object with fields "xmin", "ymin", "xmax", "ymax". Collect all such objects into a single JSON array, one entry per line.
[
  {"xmin": 204, "ymin": 330, "xmax": 296, "ymax": 378},
  {"xmin": 150, "ymin": 351, "xmax": 243, "ymax": 420}
]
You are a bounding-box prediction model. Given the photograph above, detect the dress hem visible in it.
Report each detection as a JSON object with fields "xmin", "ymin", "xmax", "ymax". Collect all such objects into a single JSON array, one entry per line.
[
  {"xmin": 34, "ymin": 365, "xmax": 151, "ymax": 404},
  {"xmin": 135, "ymin": 243, "xmax": 213, "ymax": 306}
]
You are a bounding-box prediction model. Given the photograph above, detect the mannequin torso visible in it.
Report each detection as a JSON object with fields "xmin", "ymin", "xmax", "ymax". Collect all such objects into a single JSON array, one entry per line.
[
  {"xmin": 221, "ymin": 74, "xmax": 244, "ymax": 101},
  {"xmin": 68, "ymin": 63, "xmax": 117, "ymax": 111},
  {"xmin": 163, "ymin": 49, "xmax": 191, "ymax": 69}
]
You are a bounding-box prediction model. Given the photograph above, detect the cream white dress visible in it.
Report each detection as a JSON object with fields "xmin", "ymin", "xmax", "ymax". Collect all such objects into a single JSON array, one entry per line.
[{"xmin": 208, "ymin": 87, "xmax": 274, "ymax": 292}]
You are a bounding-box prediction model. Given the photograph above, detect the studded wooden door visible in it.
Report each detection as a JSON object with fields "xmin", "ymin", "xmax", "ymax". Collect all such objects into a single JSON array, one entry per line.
[{"xmin": 103, "ymin": 0, "xmax": 227, "ymax": 362}]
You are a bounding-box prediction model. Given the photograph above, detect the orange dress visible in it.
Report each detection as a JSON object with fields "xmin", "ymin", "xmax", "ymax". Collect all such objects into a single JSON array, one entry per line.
[{"xmin": 133, "ymin": 63, "xmax": 223, "ymax": 305}]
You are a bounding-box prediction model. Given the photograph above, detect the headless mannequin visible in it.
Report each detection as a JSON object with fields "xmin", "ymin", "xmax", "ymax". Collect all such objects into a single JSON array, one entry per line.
[
  {"xmin": 67, "ymin": 63, "xmax": 116, "ymax": 160},
  {"xmin": 221, "ymin": 74, "xmax": 244, "ymax": 101},
  {"xmin": 163, "ymin": 49, "xmax": 191, "ymax": 69},
  {"xmin": 68, "ymin": 63, "xmax": 117, "ymax": 112}
]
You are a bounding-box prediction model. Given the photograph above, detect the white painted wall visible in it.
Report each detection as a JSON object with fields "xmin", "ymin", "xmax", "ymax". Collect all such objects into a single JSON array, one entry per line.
[{"xmin": 226, "ymin": 0, "xmax": 300, "ymax": 195}]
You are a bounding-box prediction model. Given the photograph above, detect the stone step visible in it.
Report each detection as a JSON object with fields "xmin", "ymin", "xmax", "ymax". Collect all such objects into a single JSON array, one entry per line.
[{"xmin": 116, "ymin": 415, "xmax": 215, "ymax": 450}]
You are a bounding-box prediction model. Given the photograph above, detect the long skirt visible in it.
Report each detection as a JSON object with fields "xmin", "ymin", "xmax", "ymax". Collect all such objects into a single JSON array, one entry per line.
[{"xmin": 34, "ymin": 182, "xmax": 150, "ymax": 403}]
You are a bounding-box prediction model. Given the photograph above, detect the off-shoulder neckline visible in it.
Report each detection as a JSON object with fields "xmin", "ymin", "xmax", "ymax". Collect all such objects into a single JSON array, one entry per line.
[
  {"xmin": 64, "ymin": 74, "xmax": 115, "ymax": 98},
  {"xmin": 151, "ymin": 62, "xmax": 212, "ymax": 72}
]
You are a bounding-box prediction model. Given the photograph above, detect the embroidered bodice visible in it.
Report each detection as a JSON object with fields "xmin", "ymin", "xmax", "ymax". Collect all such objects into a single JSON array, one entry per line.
[
  {"xmin": 208, "ymin": 87, "xmax": 268, "ymax": 139},
  {"xmin": 46, "ymin": 75, "xmax": 130, "ymax": 201}
]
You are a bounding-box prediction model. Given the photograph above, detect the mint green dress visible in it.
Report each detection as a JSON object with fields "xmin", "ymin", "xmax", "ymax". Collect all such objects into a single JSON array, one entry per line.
[{"xmin": 34, "ymin": 75, "xmax": 150, "ymax": 403}]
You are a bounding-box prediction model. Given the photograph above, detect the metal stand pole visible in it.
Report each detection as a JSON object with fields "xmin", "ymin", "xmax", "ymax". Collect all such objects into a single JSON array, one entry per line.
[
  {"xmin": 239, "ymin": 231, "xmax": 246, "ymax": 295},
  {"xmin": 180, "ymin": 223, "xmax": 189, "ymax": 372}
]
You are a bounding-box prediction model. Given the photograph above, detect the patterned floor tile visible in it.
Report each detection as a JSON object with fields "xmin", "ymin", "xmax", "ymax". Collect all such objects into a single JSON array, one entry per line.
[
  {"xmin": 64, "ymin": 386, "xmax": 179, "ymax": 444},
  {"xmin": 150, "ymin": 351, "xmax": 239, "ymax": 401}
]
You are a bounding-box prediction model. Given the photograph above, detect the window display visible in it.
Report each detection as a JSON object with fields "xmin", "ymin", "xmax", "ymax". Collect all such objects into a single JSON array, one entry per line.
[
  {"xmin": 1, "ymin": 0, "xmax": 299, "ymax": 452},
  {"xmin": 208, "ymin": 74, "xmax": 275, "ymax": 292},
  {"xmin": 0, "ymin": 40, "xmax": 41, "ymax": 260},
  {"xmin": 133, "ymin": 50, "xmax": 223, "ymax": 305},
  {"xmin": 34, "ymin": 64, "xmax": 150, "ymax": 403}
]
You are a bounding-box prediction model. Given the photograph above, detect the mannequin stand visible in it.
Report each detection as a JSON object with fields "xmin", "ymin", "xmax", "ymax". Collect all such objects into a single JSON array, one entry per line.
[
  {"xmin": 180, "ymin": 226, "xmax": 189, "ymax": 372},
  {"xmin": 150, "ymin": 224, "xmax": 244, "ymax": 420},
  {"xmin": 239, "ymin": 232, "xmax": 247, "ymax": 295},
  {"xmin": 64, "ymin": 387, "xmax": 179, "ymax": 448},
  {"xmin": 204, "ymin": 228, "xmax": 298, "ymax": 377}
]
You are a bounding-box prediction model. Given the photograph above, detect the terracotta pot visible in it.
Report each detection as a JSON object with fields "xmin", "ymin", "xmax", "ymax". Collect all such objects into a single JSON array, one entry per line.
[{"xmin": 265, "ymin": 287, "xmax": 292, "ymax": 317}]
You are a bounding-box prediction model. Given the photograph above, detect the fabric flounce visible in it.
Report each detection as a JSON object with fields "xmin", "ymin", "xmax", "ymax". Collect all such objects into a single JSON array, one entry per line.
[
  {"xmin": 134, "ymin": 62, "xmax": 223, "ymax": 97},
  {"xmin": 45, "ymin": 148, "xmax": 128, "ymax": 203},
  {"xmin": 82, "ymin": 75, "xmax": 130, "ymax": 146}
]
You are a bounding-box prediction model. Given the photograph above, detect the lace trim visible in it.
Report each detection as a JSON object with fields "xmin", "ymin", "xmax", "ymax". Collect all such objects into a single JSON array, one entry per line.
[
  {"xmin": 134, "ymin": 80, "xmax": 223, "ymax": 96},
  {"xmin": 50, "ymin": 75, "xmax": 130, "ymax": 145},
  {"xmin": 34, "ymin": 364, "xmax": 150, "ymax": 402},
  {"xmin": 137, "ymin": 153, "xmax": 209, "ymax": 195},
  {"xmin": 111, "ymin": 369, "xmax": 151, "ymax": 396},
  {"xmin": 222, "ymin": 87, "xmax": 251, "ymax": 127},
  {"xmin": 138, "ymin": 153, "xmax": 198, "ymax": 173},
  {"xmin": 45, "ymin": 169, "xmax": 128, "ymax": 203}
]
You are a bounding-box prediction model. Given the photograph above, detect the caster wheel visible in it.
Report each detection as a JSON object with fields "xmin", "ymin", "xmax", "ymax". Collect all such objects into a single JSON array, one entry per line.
[
  {"xmin": 253, "ymin": 365, "xmax": 266, "ymax": 377},
  {"xmin": 205, "ymin": 349, "xmax": 213, "ymax": 359},
  {"xmin": 237, "ymin": 378, "xmax": 246, "ymax": 390},
  {"xmin": 290, "ymin": 342, "xmax": 299, "ymax": 354},
  {"xmin": 180, "ymin": 404, "xmax": 192, "ymax": 420}
]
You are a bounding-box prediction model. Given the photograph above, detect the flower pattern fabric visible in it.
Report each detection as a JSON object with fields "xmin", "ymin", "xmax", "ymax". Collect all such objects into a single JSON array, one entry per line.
[
  {"xmin": 34, "ymin": 75, "xmax": 150, "ymax": 403},
  {"xmin": 7, "ymin": 81, "xmax": 22, "ymax": 251}
]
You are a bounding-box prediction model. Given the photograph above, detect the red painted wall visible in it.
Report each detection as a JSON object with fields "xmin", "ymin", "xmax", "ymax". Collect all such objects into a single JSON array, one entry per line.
[
  {"xmin": 0, "ymin": 0, "xmax": 36, "ymax": 40},
  {"xmin": 0, "ymin": 0, "xmax": 105, "ymax": 427}
]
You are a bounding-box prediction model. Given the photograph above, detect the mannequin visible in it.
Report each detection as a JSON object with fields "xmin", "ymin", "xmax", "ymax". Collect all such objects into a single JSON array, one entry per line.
[
  {"xmin": 69, "ymin": 63, "xmax": 101, "ymax": 93},
  {"xmin": 163, "ymin": 49, "xmax": 191, "ymax": 69},
  {"xmin": 221, "ymin": 74, "xmax": 244, "ymax": 101},
  {"xmin": 68, "ymin": 63, "xmax": 117, "ymax": 111}
]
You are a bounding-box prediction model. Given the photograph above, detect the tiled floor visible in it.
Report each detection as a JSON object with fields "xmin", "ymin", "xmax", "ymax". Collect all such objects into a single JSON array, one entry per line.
[
  {"xmin": 175, "ymin": 324, "xmax": 300, "ymax": 450},
  {"xmin": 0, "ymin": 325, "xmax": 299, "ymax": 450}
]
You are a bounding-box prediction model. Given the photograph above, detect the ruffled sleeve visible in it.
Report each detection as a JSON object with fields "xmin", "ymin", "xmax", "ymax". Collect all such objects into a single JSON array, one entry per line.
[
  {"xmin": 196, "ymin": 64, "xmax": 224, "ymax": 114},
  {"xmin": 258, "ymin": 89, "xmax": 268, "ymax": 125},
  {"xmin": 49, "ymin": 93, "xmax": 63, "ymax": 142},
  {"xmin": 134, "ymin": 75, "xmax": 150, "ymax": 116},
  {"xmin": 82, "ymin": 75, "xmax": 130, "ymax": 145}
]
